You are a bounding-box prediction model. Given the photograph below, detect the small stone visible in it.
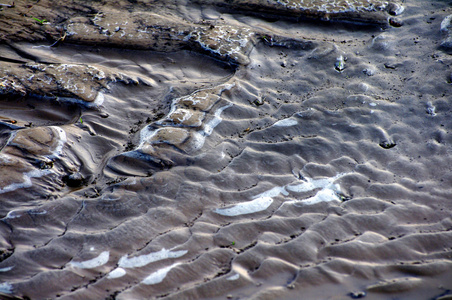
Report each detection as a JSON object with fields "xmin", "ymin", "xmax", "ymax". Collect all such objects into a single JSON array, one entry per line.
[
  {"xmin": 253, "ymin": 98, "xmax": 264, "ymax": 106},
  {"xmin": 440, "ymin": 37, "xmax": 452, "ymax": 53},
  {"xmin": 387, "ymin": 2, "xmax": 404, "ymax": 15},
  {"xmin": 389, "ymin": 17, "xmax": 403, "ymax": 27},
  {"xmin": 363, "ymin": 68, "xmax": 375, "ymax": 76},
  {"xmin": 63, "ymin": 172, "xmax": 85, "ymax": 188},
  {"xmin": 349, "ymin": 291, "xmax": 366, "ymax": 299},
  {"xmin": 39, "ymin": 159, "xmax": 54, "ymax": 169},
  {"xmin": 426, "ymin": 101, "xmax": 437, "ymax": 116},
  {"xmin": 335, "ymin": 55, "xmax": 346, "ymax": 72},
  {"xmin": 440, "ymin": 15, "xmax": 452, "ymax": 32},
  {"xmin": 384, "ymin": 63, "xmax": 397, "ymax": 69},
  {"xmin": 379, "ymin": 141, "xmax": 396, "ymax": 149}
]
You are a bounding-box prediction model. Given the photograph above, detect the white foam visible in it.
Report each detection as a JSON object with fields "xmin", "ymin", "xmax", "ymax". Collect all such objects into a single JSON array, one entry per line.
[
  {"xmin": 49, "ymin": 126, "xmax": 67, "ymax": 158},
  {"xmin": 28, "ymin": 209, "xmax": 47, "ymax": 215},
  {"xmin": 215, "ymin": 196, "xmax": 273, "ymax": 216},
  {"xmin": 118, "ymin": 248, "xmax": 187, "ymax": 268},
  {"xmin": 3, "ymin": 210, "xmax": 21, "ymax": 219},
  {"xmin": 69, "ymin": 251, "xmax": 109, "ymax": 269},
  {"xmin": 226, "ymin": 273, "xmax": 240, "ymax": 281},
  {"xmin": 285, "ymin": 173, "xmax": 349, "ymax": 205},
  {"xmin": 0, "ymin": 282, "xmax": 13, "ymax": 294},
  {"xmin": 188, "ymin": 102, "xmax": 233, "ymax": 151},
  {"xmin": 3, "ymin": 132, "xmax": 16, "ymax": 148},
  {"xmin": 93, "ymin": 92, "xmax": 105, "ymax": 107},
  {"xmin": 286, "ymin": 173, "xmax": 346, "ymax": 193},
  {"xmin": 0, "ymin": 169, "xmax": 52, "ymax": 195},
  {"xmin": 258, "ymin": 186, "xmax": 288, "ymax": 198},
  {"xmin": 107, "ymin": 267, "xmax": 126, "ymax": 279},
  {"xmin": 216, "ymin": 173, "xmax": 349, "ymax": 216},
  {"xmin": 138, "ymin": 126, "xmax": 158, "ymax": 148},
  {"xmin": 273, "ymin": 118, "xmax": 298, "ymax": 127},
  {"xmin": 202, "ymin": 103, "xmax": 233, "ymax": 136},
  {"xmin": 427, "ymin": 101, "xmax": 437, "ymax": 116},
  {"xmin": 141, "ymin": 263, "xmax": 180, "ymax": 285},
  {"xmin": 3, "ymin": 209, "xmax": 47, "ymax": 220},
  {"xmin": 0, "ymin": 153, "xmax": 11, "ymax": 164},
  {"xmin": 214, "ymin": 186, "xmax": 287, "ymax": 217},
  {"xmin": 298, "ymin": 184, "xmax": 342, "ymax": 205},
  {"xmin": 0, "ymin": 266, "xmax": 13, "ymax": 272}
]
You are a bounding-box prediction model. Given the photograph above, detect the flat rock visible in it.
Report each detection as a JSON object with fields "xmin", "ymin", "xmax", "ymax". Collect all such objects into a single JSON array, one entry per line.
[{"xmin": 195, "ymin": 0, "xmax": 404, "ymax": 25}]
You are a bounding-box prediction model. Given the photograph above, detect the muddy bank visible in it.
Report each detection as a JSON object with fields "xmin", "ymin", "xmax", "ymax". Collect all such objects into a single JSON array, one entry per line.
[{"xmin": 1, "ymin": 0, "xmax": 452, "ymax": 299}]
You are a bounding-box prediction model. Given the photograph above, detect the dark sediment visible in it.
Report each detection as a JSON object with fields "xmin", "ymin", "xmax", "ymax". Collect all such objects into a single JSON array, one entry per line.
[{"xmin": 1, "ymin": 0, "xmax": 452, "ymax": 299}]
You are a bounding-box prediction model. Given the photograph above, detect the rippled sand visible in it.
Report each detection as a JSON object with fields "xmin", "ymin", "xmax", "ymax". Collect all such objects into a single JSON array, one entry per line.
[{"xmin": 1, "ymin": 0, "xmax": 452, "ymax": 299}]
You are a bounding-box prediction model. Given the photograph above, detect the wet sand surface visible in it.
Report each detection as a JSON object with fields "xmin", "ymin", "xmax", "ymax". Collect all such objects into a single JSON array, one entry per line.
[{"xmin": 1, "ymin": 0, "xmax": 452, "ymax": 299}]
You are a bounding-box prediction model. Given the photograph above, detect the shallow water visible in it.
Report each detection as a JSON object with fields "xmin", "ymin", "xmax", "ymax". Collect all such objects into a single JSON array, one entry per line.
[{"xmin": 1, "ymin": 0, "xmax": 452, "ymax": 299}]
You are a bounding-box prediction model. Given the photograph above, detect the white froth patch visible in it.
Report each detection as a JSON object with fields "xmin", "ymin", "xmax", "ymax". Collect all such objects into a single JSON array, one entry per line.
[
  {"xmin": 0, "ymin": 169, "xmax": 52, "ymax": 195},
  {"xmin": 29, "ymin": 209, "xmax": 47, "ymax": 215},
  {"xmin": 299, "ymin": 184, "xmax": 342, "ymax": 205},
  {"xmin": 69, "ymin": 251, "xmax": 109, "ymax": 269},
  {"xmin": 141, "ymin": 263, "xmax": 180, "ymax": 285},
  {"xmin": 273, "ymin": 118, "xmax": 298, "ymax": 127},
  {"xmin": 93, "ymin": 92, "xmax": 105, "ymax": 107},
  {"xmin": 118, "ymin": 248, "xmax": 187, "ymax": 268},
  {"xmin": 107, "ymin": 268, "xmax": 126, "ymax": 279},
  {"xmin": 257, "ymin": 186, "xmax": 288, "ymax": 197},
  {"xmin": 215, "ymin": 196, "xmax": 273, "ymax": 216},
  {"xmin": 0, "ymin": 266, "xmax": 13, "ymax": 272},
  {"xmin": 3, "ymin": 209, "xmax": 47, "ymax": 220},
  {"xmin": 286, "ymin": 173, "xmax": 349, "ymax": 205},
  {"xmin": 215, "ymin": 186, "xmax": 287, "ymax": 217},
  {"xmin": 0, "ymin": 153, "xmax": 12, "ymax": 164},
  {"xmin": 138, "ymin": 126, "xmax": 158, "ymax": 148},
  {"xmin": 216, "ymin": 174, "xmax": 349, "ymax": 216},
  {"xmin": 3, "ymin": 210, "xmax": 21, "ymax": 220},
  {"xmin": 286, "ymin": 173, "xmax": 345, "ymax": 192},
  {"xmin": 226, "ymin": 273, "xmax": 240, "ymax": 281},
  {"xmin": 0, "ymin": 282, "xmax": 13, "ymax": 294},
  {"xmin": 203, "ymin": 103, "xmax": 233, "ymax": 136},
  {"xmin": 426, "ymin": 101, "xmax": 437, "ymax": 116},
  {"xmin": 50, "ymin": 126, "xmax": 67, "ymax": 157},
  {"xmin": 184, "ymin": 102, "xmax": 233, "ymax": 151}
]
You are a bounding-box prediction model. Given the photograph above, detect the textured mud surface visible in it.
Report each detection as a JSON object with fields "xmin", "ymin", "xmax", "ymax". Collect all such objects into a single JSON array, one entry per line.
[{"xmin": 1, "ymin": 0, "xmax": 452, "ymax": 299}]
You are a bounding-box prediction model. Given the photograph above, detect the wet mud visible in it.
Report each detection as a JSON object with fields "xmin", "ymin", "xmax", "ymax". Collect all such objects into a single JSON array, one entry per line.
[{"xmin": 1, "ymin": 0, "xmax": 452, "ymax": 299}]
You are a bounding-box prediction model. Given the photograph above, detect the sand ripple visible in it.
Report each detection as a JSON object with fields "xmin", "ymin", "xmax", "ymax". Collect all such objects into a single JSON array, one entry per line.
[{"xmin": 0, "ymin": 0, "xmax": 452, "ymax": 299}]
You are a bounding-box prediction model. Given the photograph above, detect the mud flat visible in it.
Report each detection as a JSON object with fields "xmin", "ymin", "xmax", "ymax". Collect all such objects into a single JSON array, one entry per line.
[{"xmin": 1, "ymin": 0, "xmax": 452, "ymax": 299}]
